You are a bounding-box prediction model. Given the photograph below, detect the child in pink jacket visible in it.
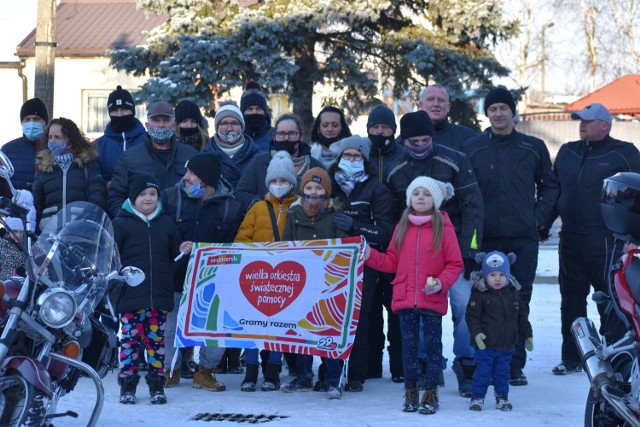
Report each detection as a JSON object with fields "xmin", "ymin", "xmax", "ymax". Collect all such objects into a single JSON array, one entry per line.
[{"xmin": 364, "ymin": 176, "xmax": 463, "ymax": 415}]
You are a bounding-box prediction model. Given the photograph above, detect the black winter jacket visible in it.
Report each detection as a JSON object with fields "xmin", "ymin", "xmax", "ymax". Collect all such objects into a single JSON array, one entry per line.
[
  {"xmin": 550, "ymin": 135, "xmax": 640, "ymax": 234},
  {"xmin": 202, "ymin": 135, "xmax": 257, "ymax": 190},
  {"xmin": 1, "ymin": 136, "xmax": 37, "ymax": 190},
  {"xmin": 466, "ymin": 271, "xmax": 533, "ymax": 351},
  {"xmin": 462, "ymin": 129, "xmax": 559, "ymax": 240},
  {"xmin": 386, "ymin": 144, "xmax": 484, "ymax": 259},
  {"xmin": 432, "ymin": 118, "xmax": 478, "ymax": 152},
  {"xmin": 107, "ymin": 136, "xmax": 198, "ymax": 217},
  {"xmin": 112, "ymin": 205, "xmax": 182, "ymax": 313},
  {"xmin": 369, "ymin": 138, "xmax": 405, "ymax": 184}
]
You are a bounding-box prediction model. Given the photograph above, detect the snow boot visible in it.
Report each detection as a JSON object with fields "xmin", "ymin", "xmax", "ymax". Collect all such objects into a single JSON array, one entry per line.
[
  {"xmin": 452, "ymin": 357, "xmax": 475, "ymax": 397},
  {"xmin": 193, "ymin": 365, "xmax": 227, "ymax": 392},
  {"xmin": 496, "ymin": 396, "xmax": 513, "ymax": 411},
  {"xmin": 118, "ymin": 375, "xmax": 139, "ymax": 404},
  {"xmin": 227, "ymin": 348, "xmax": 243, "ymax": 374},
  {"xmin": 402, "ymin": 385, "xmax": 419, "ymax": 412},
  {"xmin": 146, "ymin": 373, "xmax": 167, "ymax": 404},
  {"xmin": 469, "ymin": 397, "xmax": 484, "ymax": 411},
  {"xmin": 241, "ymin": 364, "xmax": 259, "ymax": 392},
  {"xmin": 419, "ymin": 387, "xmax": 439, "ymax": 415},
  {"xmin": 261, "ymin": 363, "xmax": 281, "ymax": 391}
]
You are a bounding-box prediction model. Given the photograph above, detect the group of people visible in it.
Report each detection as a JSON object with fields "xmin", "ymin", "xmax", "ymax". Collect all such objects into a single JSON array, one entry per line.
[{"xmin": 1, "ymin": 79, "xmax": 638, "ymax": 414}]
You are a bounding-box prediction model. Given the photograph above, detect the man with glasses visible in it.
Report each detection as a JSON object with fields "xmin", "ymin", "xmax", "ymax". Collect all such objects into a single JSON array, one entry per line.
[
  {"xmin": 107, "ymin": 101, "xmax": 199, "ymax": 217},
  {"xmin": 202, "ymin": 102, "xmax": 257, "ymax": 190},
  {"xmin": 235, "ymin": 113, "xmax": 324, "ymax": 212}
]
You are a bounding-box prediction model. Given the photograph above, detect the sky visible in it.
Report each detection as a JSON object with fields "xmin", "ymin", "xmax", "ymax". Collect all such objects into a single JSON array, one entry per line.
[{"xmin": 0, "ymin": 0, "xmax": 38, "ymax": 61}]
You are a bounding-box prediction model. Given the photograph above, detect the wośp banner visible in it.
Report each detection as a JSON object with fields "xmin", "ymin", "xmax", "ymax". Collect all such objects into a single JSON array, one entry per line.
[{"xmin": 175, "ymin": 236, "xmax": 364, "ymax": 360}]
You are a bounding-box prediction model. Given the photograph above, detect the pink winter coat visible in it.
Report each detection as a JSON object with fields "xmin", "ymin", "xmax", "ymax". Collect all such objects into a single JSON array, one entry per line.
[{"xmin": 366, "ymin": 211, "xmax": 463, "ymax": 315}]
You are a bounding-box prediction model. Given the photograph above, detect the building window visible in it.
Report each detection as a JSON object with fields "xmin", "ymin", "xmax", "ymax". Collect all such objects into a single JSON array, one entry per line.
[{"xmin": 82, "ymin": 89, "xmax": 146, "ymax": 138}]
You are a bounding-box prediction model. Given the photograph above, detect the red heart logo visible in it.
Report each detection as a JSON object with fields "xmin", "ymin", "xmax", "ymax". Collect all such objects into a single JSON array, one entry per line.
[{"xmin": 239, "ymin": 261, "xmax": 306, "ymax": 317}]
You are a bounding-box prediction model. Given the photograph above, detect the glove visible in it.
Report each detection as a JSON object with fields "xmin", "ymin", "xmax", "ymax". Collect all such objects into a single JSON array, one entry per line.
[
  {"xmin": 537, "ymin": 223, "xmax": 550, "ymax": 242},
  {"xmin": 475, "ymin": 333, "xmax": 486, "ymax": 350},
  {"xmin": 334, "ymin": 212, "xmax": 354, "ymax": 232},
  {"xmin": 463, "ymin": 257, "xmax": 476, "ymax": 280},
  {"xmin": 525, "ymin": 337, "xmax": 534, "ymax": 351},
  {"xmin": 423, "ymin": 277, "xmax": 442, "ymax": 294}
]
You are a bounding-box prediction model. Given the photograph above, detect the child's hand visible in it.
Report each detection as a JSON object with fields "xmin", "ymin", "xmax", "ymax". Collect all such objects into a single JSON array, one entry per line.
[
  {"xmin": 364, "ymin": 244, "xmax": 371, "ymax": 260},
  {"xmin": 423, "ymin": 277, "xmax": 441, "ymax": 294},
  {"xmin": 179, "ymin": 241, "xmax": 193, "ymax": 255},
  {"xmin": 525, "ymin": 337, "xmax": 534, "ymax": 351},
  {"xmin": 475, "ymin": 333, "xmax": 486, "ymax": 350}
]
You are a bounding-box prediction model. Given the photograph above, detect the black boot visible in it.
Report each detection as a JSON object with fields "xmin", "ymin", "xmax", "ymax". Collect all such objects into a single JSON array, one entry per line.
[
  {"xmin": 146, "ymin": 374, "xmax": 167, "ymax": 404},
  {"xmin": 452, "ymin": 357, "xmax": 475, "ymax": 397},
  {"xmin": 241, "ymin": 364, "xmax": 259, "ymax": 392},
  {"xmin": 227, "ymin": 348, "xmax": 243, "ymax": 374},
  {"xmin": 118, "ymin": 375, "xmax": 139, "ymax": 404},
  {"xmin": 261, "ymin": 363, "xmax": 281, "ymax": 391}
]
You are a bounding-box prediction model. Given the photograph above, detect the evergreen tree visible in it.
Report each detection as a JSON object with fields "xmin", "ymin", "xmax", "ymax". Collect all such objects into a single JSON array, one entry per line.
[{"xmin": 111, "ymin": 0, "xmax": 517, "ymax": 132}]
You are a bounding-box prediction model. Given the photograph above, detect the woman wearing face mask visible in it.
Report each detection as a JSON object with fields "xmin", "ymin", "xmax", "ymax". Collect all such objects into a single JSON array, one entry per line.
[
  {"xmin": 309, "ymin": 106, "xmax": 352, "ymax": 169},
  {"xmin": 32, "ymin": 118, "xmax": 106, "ymax": 231},
  {"xmin": 235, "ymin": 113, "xmax": 324, "ymax": 212},
  {"xmin": 175, "ymin": 100, "xmax": 209, "ymax": 151},
  {"xmin": 202, "ymin": 102, "xmax": 256, "ymax": 189}
]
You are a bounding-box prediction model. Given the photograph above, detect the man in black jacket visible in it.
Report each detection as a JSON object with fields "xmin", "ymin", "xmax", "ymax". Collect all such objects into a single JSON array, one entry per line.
[
  {"xmin": 462, "ymin": 88, "xmax": 559, "ymax": 386},
  {"xmin": 549, "ymin": 103, "xmax": 640, "ymax": 375},
  {"xmin": 107, "ymin": 101, "xmax": 198, "ymax": 217}
]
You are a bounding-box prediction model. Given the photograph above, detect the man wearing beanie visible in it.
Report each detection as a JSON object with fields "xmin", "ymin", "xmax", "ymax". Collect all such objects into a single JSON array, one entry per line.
[
  {"xmin": 365, "ymin": 103, "xmax": 406, "ymax": 383},
  {"xmin": 161, "ymin": 151, "xmax": 242, "ymax": 391},
  {"xmin": 107, "ymin": 100, "xmax": 199, "ymax": 217},
  {"xmin": 418, "ymin": 84, "xmax": 480, "ymax": 396},
  {"xmin": 175, "ymin": 100, "xmax": 209, "ymax": 151},
  {"xmin": 462, "ymin": 87, "xmax": 559, "ymax": 386},
  {"xmin": 95, "ymin": 86, "xmax": 147, "ymax": 184},
  {"xmin": 202, "ymin": 102, "xmax": 257, "ymax": 189},
  {"xmin": 239, "ymin": 81, "xmax": 272, "ymax": 153},
  {"xmin": 1, "ymin": 98, "xmax": 50, "ymax": 190}
]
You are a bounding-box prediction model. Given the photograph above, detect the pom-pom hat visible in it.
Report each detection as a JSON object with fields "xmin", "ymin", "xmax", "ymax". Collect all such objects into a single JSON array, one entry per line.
[
  {"xmin": 405, "ymin": 176, "xmax": 454, "ymax": 210},
  {"xmin": 265, "ymin": 151, "xmax": 297, "ymax": 187}
]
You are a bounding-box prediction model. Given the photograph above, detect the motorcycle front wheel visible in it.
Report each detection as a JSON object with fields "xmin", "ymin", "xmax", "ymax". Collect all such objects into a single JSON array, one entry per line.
[{"xmin": 0, "ymin": 371, "xmax": 47, "ymax": 426}]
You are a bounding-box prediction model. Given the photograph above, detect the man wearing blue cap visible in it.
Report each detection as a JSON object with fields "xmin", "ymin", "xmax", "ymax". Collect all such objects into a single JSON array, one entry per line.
[{"xmin": 548, "ymin": 103, "xmax": 640, "ymax": 375}]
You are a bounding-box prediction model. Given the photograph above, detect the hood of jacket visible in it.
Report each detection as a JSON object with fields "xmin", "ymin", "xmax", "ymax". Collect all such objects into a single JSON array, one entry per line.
[{"xmin": 36, "ymin": 143, "xmax": 98, "ymax": 172}]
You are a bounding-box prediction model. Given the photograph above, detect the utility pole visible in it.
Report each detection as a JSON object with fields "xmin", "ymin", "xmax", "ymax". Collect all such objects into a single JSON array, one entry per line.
[
  {"xmin": 540, "ymin": 22, "xmax": 555, "ymax": 102},
  {"xmin": 34, "ymin": 0, "xmax": 56, "ymax": 117}
]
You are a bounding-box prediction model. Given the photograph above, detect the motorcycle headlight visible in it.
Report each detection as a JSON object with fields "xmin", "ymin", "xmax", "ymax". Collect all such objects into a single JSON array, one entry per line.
[{"xmin": 37, "ymin": 289, "xmax": 77, "ymax": 328}]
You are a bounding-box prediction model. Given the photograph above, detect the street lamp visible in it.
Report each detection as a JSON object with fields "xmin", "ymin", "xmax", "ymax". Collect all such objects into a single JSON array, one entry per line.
[{"xmin": 540, "ymin": 22, "xmax": 555, "ymax": 102}]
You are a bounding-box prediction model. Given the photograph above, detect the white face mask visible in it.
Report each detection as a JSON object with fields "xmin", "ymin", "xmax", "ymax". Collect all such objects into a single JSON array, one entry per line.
[{"xmin": 269, "ymin": 183, "xmax": 292, "ymax": 199}]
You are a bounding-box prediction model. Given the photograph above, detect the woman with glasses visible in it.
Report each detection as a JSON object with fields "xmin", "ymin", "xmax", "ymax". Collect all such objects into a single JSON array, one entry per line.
[
  {"xmin": 309, "ymin": 106, "xmax": 352, "ymax": 169},
  {"xmin": 235, "ymin": 113, "xmax": 324, "ymax": 213},
  {"xmin": 202, "ymin": 102, "xmax": 257, "ymax": 190}
]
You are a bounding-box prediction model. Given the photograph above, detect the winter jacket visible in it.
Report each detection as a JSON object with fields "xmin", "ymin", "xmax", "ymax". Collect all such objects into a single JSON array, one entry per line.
[
  {"xmin": 95, "ymin": 118, "xmax": 146, "ymax": 182},
  {"xmin": 365, "ymin": 211, "xmax": 463, "ymax": 315},
  {"xmin": 369, "ymin": 138, "xmax": 405, "ymax": 184},
  {"xmin": 202, "ymin": 135, "xmax": 258, "ymax": 190},
  {"xmin": 244, "ymin": 125, "xmax": 272, "ymax": 153},
  {"xmin": 0, "ymin": 236, "xmax": 26, "ymax": 280},
  {"xmin": 112, "ymin": 202, "xmax": 182, "ymax": 313},
  {"xmin": 386, "ymin": 144, "xmax": 484, "ymax": 259},
  {"xmin": 330, "ymin": 175, "xmax": 395, "ymax": 249},
  {"xmin": 282, "ymin": 200, "xmax": 347, "ymax": 241},
  {"xmin": 462, "ymin": 129, "xmax": 559, "ymax": 240},
  {"xmin": 432, "ymin": 118, "xmax": 478, "ymax": 152},
  {"xmin": 550, "ymin": 135, "xmax": 640, "ymax": 235},
  {"xmin": 1, "ymin": 136, "xmax": 38, "ymax": 190},
  {"xmin": 235, "ymin": 193, "xmax": 297, "ymax": 242},
  {"xmin": 162, "ymin": 179, "xmax": 243, "ymax": 292},
  {"xmin": 465, "ymin": 271, "xmax": 533, "ymax": 351},
  {"xmin": 234, "ymin": 143, "xmax": 323, "ymax": 212},
  {"xmin": 32, "ymin": 146, "xmax": 106, "ymax": 227},
  {"xmin": 107, "ymin": 136, "xmax": 198, "ymax": 217}
]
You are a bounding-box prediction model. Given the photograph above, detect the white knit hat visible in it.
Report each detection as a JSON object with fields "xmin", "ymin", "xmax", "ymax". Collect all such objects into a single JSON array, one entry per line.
[
  {"xmin": 265, "ymin": 151, "xmax": 297, "ymax": 187},
  {"xmin": 405, "ymin": 176, "xmax": 454, "ymax": 210},
  {"xmin": 4, "ymin": 217, "xmax": 24, "ymax": 231}
]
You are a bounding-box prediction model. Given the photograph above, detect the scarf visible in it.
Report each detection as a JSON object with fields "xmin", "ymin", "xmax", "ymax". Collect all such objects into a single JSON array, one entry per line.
[{"xmin": 334, "ymin": 169, "xmax": 369, "ymax": 197}]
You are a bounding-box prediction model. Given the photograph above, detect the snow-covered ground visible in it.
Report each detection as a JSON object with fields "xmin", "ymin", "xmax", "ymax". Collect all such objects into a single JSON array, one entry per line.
[{"xmin": 55, "ymin": 245, "xmax": 597, "ymax": 426}]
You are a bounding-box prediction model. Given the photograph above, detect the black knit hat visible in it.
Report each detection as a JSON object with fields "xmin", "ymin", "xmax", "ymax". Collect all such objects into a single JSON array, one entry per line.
[
  {"xmin": 175, "ymin": 100, "xmax": 205, "ymax": 127},
  {"xmin": 20, "ymin": 98, "xmax": 49, "ymax": 124},
  {"xmin": 400, "ymin": 110, "xmax": 433, "ymax": 139},
  {"xmin": 240, "ymin": 81, "xmax": 269, "ymax": 114},
  {"xmin": 367, "ymin": 104, "xmax": 397, "ymax": 133},
  {"xmin": 128, "ymin": 173, "xmax": 159, "ymax": 203},
  {"xmin": 484, "ymin": 87, "xmax": 516, "ymax": 116},
  {"xmin": 107, "ymin": 86, "xmax": 135, "ymax": 114},
  {"xmin": 185, "ymin": 152, "xmax": 222, "ymax": 188}
]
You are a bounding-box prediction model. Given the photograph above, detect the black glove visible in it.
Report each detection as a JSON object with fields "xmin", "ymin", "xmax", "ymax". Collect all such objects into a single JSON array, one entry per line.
[
  {"xmin": 537, "ymin": 223, "xmax": 550, "ymax": 242},
  {"xmin": 463, "ymin": 257, "xmax": 477, "ymax": 280},
  {"xmin": 334, "ymin": 212, "xmax": 354, "ymax": 232}
]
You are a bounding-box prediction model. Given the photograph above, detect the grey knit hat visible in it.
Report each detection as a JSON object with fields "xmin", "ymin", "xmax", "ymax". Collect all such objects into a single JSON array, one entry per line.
[
  {"xmin": 265, "ymin": 151, "xmax": 297, "ymax": 187},
  {"xmin": 214, "ymin": 104, "xmax": 245, "ymax": 131},
  {"xmin": 329, "ymin": 135, "xmax": 372, "ymax": 161}
]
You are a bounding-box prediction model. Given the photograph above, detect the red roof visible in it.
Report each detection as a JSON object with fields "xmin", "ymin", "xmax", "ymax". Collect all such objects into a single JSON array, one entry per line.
[
  {"xmin": 565, "ymin": 74, "xmax": 640, "ymax": 115},
  {"xmin": 16, "ymin": 0, "xmax": 166, "ymax": 57}
]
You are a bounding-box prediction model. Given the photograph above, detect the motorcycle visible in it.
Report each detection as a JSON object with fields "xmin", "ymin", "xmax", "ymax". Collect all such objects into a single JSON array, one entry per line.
[
  {"xmin": 572, "ymin": 172, "xmax": 640, "ymax": 427},
  {"xmin": 0, "ymin": 152, "xmax": 144, "ymax": 426}
]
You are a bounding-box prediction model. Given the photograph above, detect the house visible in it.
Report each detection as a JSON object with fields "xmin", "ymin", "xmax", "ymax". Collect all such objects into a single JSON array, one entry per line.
[
  {"xmin": 565, "ymin": 74, "xmax": 640, "ymax": 119},
  {"xmin": 1, "ymin": 0, "xmax": 166, "ymax": 143}
]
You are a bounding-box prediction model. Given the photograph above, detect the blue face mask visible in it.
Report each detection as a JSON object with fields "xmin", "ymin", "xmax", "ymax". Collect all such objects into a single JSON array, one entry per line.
[
  {"xmin": 183, "ymin": 182, "xmax": 206, "ymax": 199},
  {"xmin": 48, "ymin": 141, "xmax": 68, "ymax": 156},
  {"xmin": 338, "ymin": 158, "xmax": 364, "ymax": 176},
  {"xmin": 22, "ymin": 122, "xmax": 45, "ymax": 141}
]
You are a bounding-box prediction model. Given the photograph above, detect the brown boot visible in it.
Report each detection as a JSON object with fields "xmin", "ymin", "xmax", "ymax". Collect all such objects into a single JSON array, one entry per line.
[
  {"xmin": 419, "ymin": 387, "xmax": 439, "ymax": 415},
  {"xmin": 165, "ymin": 367, "xmax": 181, "ymax": 388},
  {"xmin": 192, "ymin": 365, "xmax": 226, "ymax": 392}
]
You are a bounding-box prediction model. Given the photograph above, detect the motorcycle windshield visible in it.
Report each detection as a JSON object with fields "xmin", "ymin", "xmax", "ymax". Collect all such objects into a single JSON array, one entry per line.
[{"xmin": 30, "ymin": 201, "xmax": 120, "ymax": 315}]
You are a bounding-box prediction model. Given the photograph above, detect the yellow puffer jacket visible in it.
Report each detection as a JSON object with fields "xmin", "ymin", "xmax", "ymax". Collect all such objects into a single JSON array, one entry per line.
[{"xmin": 235, "ymin": 193, "xmax": 298, "ymax": 242}]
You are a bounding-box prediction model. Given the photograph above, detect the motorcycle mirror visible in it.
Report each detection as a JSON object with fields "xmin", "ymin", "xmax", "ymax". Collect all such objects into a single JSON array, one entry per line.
[
  {"xmin": 120, "ymin": 266, "xmax": 145, "ymax": 287},
  {"xmin": 0, "ymin": 151, "xmax": 15, "ymax": 180},
  {"xmin": 592, "ymin": 291, "xmax": 610, "ymax": 305}
]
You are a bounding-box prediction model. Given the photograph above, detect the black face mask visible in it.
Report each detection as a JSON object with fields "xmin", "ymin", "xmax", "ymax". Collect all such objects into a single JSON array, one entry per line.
[
  {"xmin": 316, "ymin": 134, "xmax": 340, "ymax": 148},
  {"xmin": 272, "ymin": 140, "xmax": 298, "ymax": 156},
  {"xmin": 244, "ymin": 114, "xmax": 267, "ymax": 131},
  {"xmin": 368, "ymin": 134, "xmax": 392, "ymax": 150},
  {"xmin": 110, "ymin": 114, "xmax": 136, "ymax": 133},
  {"xmin": 179, "ymin": 127, "xmax": 200, "ymax": 136}
]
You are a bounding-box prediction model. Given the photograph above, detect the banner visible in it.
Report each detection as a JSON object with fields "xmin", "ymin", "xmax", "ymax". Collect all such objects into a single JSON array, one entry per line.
[{"xmin": 175, "ymin": 236, "xmax": 364, "ymax": 360}]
